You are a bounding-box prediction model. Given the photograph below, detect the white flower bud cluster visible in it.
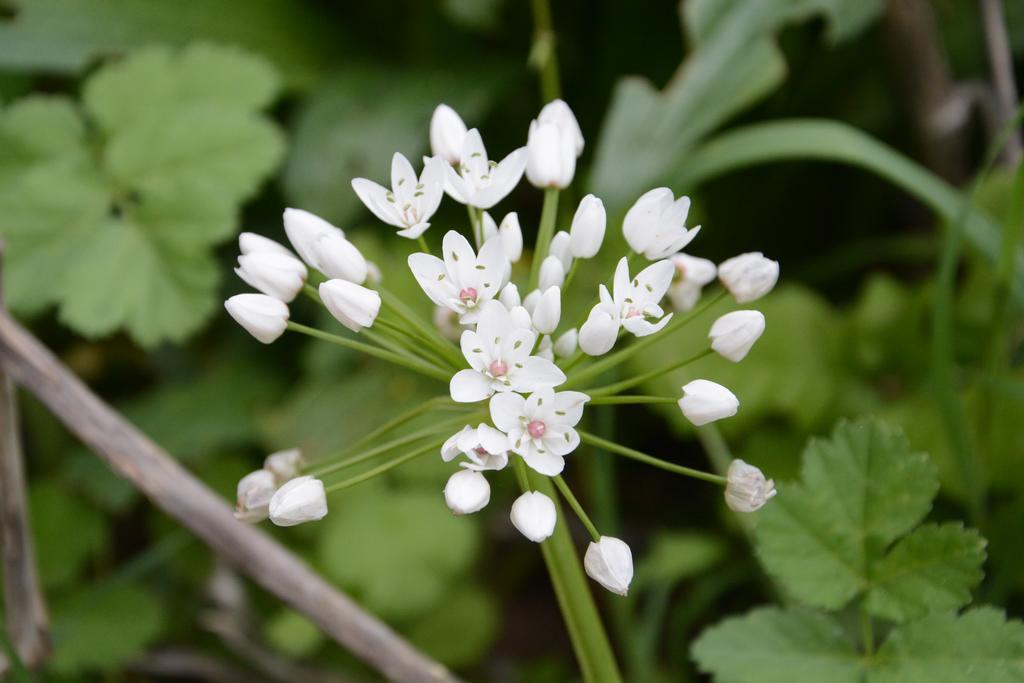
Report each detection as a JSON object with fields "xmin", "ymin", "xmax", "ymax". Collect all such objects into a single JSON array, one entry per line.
[{"xmin": 234, "ymin": 449, "xmax": 328, "ymax": 526}]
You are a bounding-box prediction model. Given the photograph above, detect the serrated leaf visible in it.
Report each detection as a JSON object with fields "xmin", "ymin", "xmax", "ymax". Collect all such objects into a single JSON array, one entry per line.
[
  {"xmin": 84, "ymin": 44, "xmax": 280, "ymax": 132},
  {"xmin": 0, "ymin": 96, "xmax": 88, "ymax": 181},
  {"xmin": 50, "ymin": 583, "xmax": 165, "ymax": 674},
  {"xmin": 318, "ymin": 487, "xmax": 480, "ymax": 622},
  {"xmin": 692, "ymin": 607, "xmax": 863, "ymax": 683},
  {"xmin": 865, "ymin": 523, "xmax": 987, "ymax": 622},
  {"xmin": 756, "ymin": 418, "xmax": 938, "ymax": 609},
  {"xmin": 870, "ymin": 608, "xmax": 1024, "ymax": 683}
]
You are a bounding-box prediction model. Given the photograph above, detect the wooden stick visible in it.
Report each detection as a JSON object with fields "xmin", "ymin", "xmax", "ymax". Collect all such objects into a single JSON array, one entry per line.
[
  {"xmin": 0, "ymin": 243, "xmax": 50, "ymax": 668},
  {"xmin": 0, "ymin": 309, "xmax": 459, "ymax": 683}
]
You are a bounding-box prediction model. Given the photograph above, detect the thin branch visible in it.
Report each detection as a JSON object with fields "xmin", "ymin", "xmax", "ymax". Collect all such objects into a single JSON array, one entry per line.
[
  {"xmin": 0, "ymin": 310, "xmax": 460, "ymax": 683},
  {"xmin": 980, "ymin": 0, "xmax": 1023, "ymax": 165},
  {"xmin": 0, "ymin": 243, "xmax": 50, "ymax": 668},
  {"xmin": 131, "ymin": 648, "xmax": 265, "ymax": 683}
]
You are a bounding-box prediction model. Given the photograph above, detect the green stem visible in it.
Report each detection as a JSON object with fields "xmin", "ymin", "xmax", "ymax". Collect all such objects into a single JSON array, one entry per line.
[
  {"xmin": 529, "ymin": 188, "xmax": 561, "ymax": 291},
  {"xmin": 529, "ymin": 0, "xmax": 561, "ymax": 102},
  {"xmin": 467, "ymin": 205, "xmax": 482, "ymax": 249},
  {"xmin": 378, "ymin": 288, "xmax": 466, "ymax": 368},
  {"xmin": 324, "ymin": 440, "xmax": 441, "ymax": 493},
  {"xmin": 375, "ymin": 317, "xmax": 458, "ymax": 370},
  {"xmin": 417, "ymin": 235, "xmax": 432, "ymax": 256},
  {"xmin": 566, "ymin": 290, "xmax": 726, "ymax": 388},
  {"xmin": 562, "ymin": 258, "xmax": 580, "ymax": 291},
  {"xmin": 584, "ymin": 348, "xmax": 713, "ymax": 396},
  {"xmin": 553, "ymin": 475, "xmax": 600, "ymax": 540},
  {"xmin": 579, "ymin": 431, "xmax": 726, "ymax": 485},
  {"xmin": 861, "ymin": 606, "xmax": 875, "ymax": 659},
  {"xmin": 586, "ymin": 395, "xmax": 677, "ymax": 406},
  {"xmin": 286, "ymin": 322, "xmax": 450, "ymax": 382}
]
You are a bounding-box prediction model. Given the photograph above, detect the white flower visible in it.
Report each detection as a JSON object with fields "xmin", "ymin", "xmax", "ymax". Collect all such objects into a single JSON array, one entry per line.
[
  {"xmin": 678, "ymin": 380, "xmax": 739, "ymax": 426},
  {"xmin": 481, "ymin": 211, "xmax": 499, "ymax": 241},
  {"xmin": 668, "ymin": 253, "xmax": 717, "ymax": 311},
  {"xmin": 578, "ymin": 308, "xmax": 618, "ymax": 356},
  {"xmin": 570, "ymin": 194, "xmax": 606, "ymax": 259},
  {"xmin": 433, "ymin": 305, "xmax": 463, "ymax": 341},
  {"xmin": 510, "ymin": 491, "xmax": 557, "ymax": 542},
  {"xmin": 264, "ymin": 449, "xmax": 303, "ymax": 483},
  {"xmin": 409, "ymin": 231, "xmax": 510, "ymax": 324},
  {"xmin": 489, "ymin": 388, "xmax": 589, "ymax": 476},
  {"xmin": 526, "ymin": 119, "xmax": 576, "ymax": 189},
  {"xmin": 584, "ymin": 536, "xmax": 633, "ymax": 596},
  {"xmin": 509, "ymin": 305, "xmax": 533, "ymax": 330},
  {"xmin": 709, "ymin": 310, "xmax": 765, "ymax": 362},
  {"xmin": 351, "ymin": 153, "xmax": 446, "ymax": 239},
  {"xmin": 225, "ymin": 294, "xmax": 289, "ymax": 344},
  {"xmin": 318, "ymin": 279, "xmax": 381, "ymax": 332},
  {"xmin": 536, "ymin": 335, "xmax": 554, "ymax": 361},
  {"xmin": 623, "ymin": 188, "xmax": 700, "ymax": 260},
  {"xmin": 499, "ymin": 282, "xmax": 521, "ymax": 309},
  {"xmin": 499, "ymin": 212, "xmax": 523, "ymax": 262},
  {"xmin": 235, "ymin": 251, "xmax": 307, "ymax": 302},
  {"xmin": 718, "ymin": 252, "xmax": 779, "ymax": 303},
  {"xmin": 548, "ymin": 231, "xmax": 573, "ymax": 270},
  {"xmin": 430, "ymin": 103, "xmax": 468, "ymax": 165},
  {"xmin": 283, "ymin": 208, "xmax": 368, "ymax": 284},
  {"xmin": 538, "ymin": 256, "xmax": 565, "ymax": 290},
  {"xmin": 235, "ymin": 469, "xmax": 276, "ymax": 522},
  {"xmin": 441, "ymin": 424, "xmax": 510, "ymax": 471},
  {"xmin": 580, "ymin": 257, "xmax": 674, "ymax": 355},
  {"xmin": 538, "ymin": 99, "xmax": 585, "ymax": 155},
  {"xmin": 554, "ymin": 328, "xmax": 578, "ymax": 357},
  {"xmin": 443, "ymin": 129, "xmax": 527, "ymax": 209},
  {"xmin": 725, "ymin": 459, "xmax": 777, "ymax": 512},
  {"xmin": 239, "ymin": 232, "xmax": 294, "ymax": 258},
  {"xmin": 268, "ymin": 476, "xmax": 327, "ymax": 527},
  {"xmin": 450, "ymin": 301, "xmax": 565, "ymax": 402},
  {"xmin": 444, "ymin": 469, "xmax": 491, "ymax": 515},
  {"xmin": 365, "ymin": 260, "xmax": 383, "ymax": 285},
  {"xmin": 532, "ymin": 286, "xmax": 561, "ymax": 335}
]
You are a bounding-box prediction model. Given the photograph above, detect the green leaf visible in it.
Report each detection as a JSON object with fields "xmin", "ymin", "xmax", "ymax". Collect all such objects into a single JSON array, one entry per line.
[
  {"xmin": 264, "ymin": 609, "xmax": 324, "ymax": 659},
  {"xmin": 318, "ymin": 487, "xmax": 480, "ymax": 621},
  {"xmin": 29, "ymin": 480, "xmax": 107, "ymax": 589},
  {"xmin": 406, "ymin": 584, "xmax": 499, "ymax": 668},
  {"xmin": 865, "ymin": 523, "xmax": 987, "ymax": 623},
  {"xmin": 0, "ymin": 95, "xmax": 88, "ymax": 182},
  {"xmin": 691, "ymin": 607, "xmax": 863, "ymax": 683},
  {"xmin": 50, "ymin": 583, "xmax": 165, "ymax": 674},
  {"xmin": 870, "ymin": 608, "xmax": 1024, "ymax": 683},
  {"xmin": 756, "ymin": 418, "xmax": 937, "ymax": 609},
  {"xmin": 633, "ymin": 531, "xmax": 726, "ymax": 589},
  {"xmin": 589, "ymin": 0, "xmax": 882, "ymax": 209}
]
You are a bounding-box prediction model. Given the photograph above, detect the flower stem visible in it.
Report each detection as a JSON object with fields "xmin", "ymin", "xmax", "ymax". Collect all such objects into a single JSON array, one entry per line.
[
  {"xmin": 578, "ymin": 430, "xmax": 726, "ymax": 485},
  {"xmin": 417, "ymin": 235, "xmax": 432, "ymax": 256},
  {"xmin": 529, "ymin": 188, "xmax": 561, "ymax": 291},
  {"xmin": 586, "ymin": 395, "xmax": 678, "ymax": 406},
  {"xmin": 584, "ymin": 349, "xmax": 713, "ymax": 397},
  {"xmin": 562, "ymin": 258, "xmax": 580, "ymax": 291},
  {"xmin": 286, "ymin": 321, "xmax": 451, "ymax": 382},
  {"xmin": 553, "ymin": 475, "xmax": 600, "ymax": 541},
  {"xmin": 513, "ymin": 460, "xmax": 623, "ymax": 683},
  {"xmin": 467, "ymin": 205, "xmax": 482, "ymax": 249},
  {"xmin": 332, "ymin": 396, "xmax": 462, "ymax": 460},
  {"xmin": 529, "ymin": 0, "xmax": 561, "ymax": 102},
  {"xmin": 323, "ymin": 439, "xmax": 441, "ymax": 493},
  {"xmin": 378, "ymin": 288, "xmax": 465, "ymax": 368}
]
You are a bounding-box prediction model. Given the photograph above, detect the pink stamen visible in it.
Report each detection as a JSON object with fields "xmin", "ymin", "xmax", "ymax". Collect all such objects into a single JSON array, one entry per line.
[
  {"xmin": 527, "ymin": 420, "xmax": 547, "ymax": 439},
  {"xmin": 625, "ymin": 306, "xmax": 642, "ymax": 318},
  {"xmin": 489, "ymin": 360, "xmax": 508, "ymax": 377},
  {"xmin": 473, "ymin": 446, "xmax": 488, "ymax": 455},
  {"xmin": 459, "ymin": 287, "xmax": 478, "ymax": 302}
]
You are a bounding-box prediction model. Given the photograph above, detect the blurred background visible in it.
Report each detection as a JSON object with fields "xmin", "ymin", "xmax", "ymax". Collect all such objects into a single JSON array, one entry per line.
[{"xmin": 0, "ymin": 0, "xmax": 1022, "ymax": 681}]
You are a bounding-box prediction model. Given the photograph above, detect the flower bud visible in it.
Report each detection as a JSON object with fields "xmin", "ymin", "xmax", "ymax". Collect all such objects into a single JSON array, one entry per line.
[
  {"xmin": 522, "ymin": 289, "xmax": 540, "ymax": 314},
  {"xmin": 319, "ymin": 279, "xmax": 381, "ymax": 332},
  {"xmin": 444, "ymin": 469, "xmax": 490, "ymax": 515},
  {"xmin": 235, "ymin": 469, "xmax": 276, "ymax": 522},
  {"xmin": 718, "ymin": 252, "xmax": 779, "ymax": 303},
  {"xmin": 708, "ymin": 310, "xmax": 765, "ymax": 362},
  {"xmin": 499, "ymin": 283, "xmax": 522, "ymax": 309},
  {"xmin": 509, "ymin": 305, "xmax": 533, "ymax": 330},
  {"xmin": 283, "ymin": 208, "xmax": 367, "ymax": 284},
  {"xmin": 678, "ymin": 380, "xmax": 739, "ymax": 426},
  {"xmin": 668, "ymin": 253, "xmax": 717, "ymax": 311},
  {"xmin": 584, "ymin": 536, "xmax": 633, "ymax": 596},
  {"xmin": 433, "ymin": 305, "xmax": 462, "ymax": 341},
  {"xmin": 569, "ymin": 194, "xmax": 606, "ymax": 259},
  {"xmin": 510, "ymin": 491, "xmax": 557, "ymax": 542},
  {"xmin": 536, "ymin": 335, "xmax": 554, "ymax": 361},
  {"xmin": 235, "ymin": 251, "xmax": 307, "ymax": 302},
  {"xmin": 365, "ymin": 260, "xmax": 383, "ymax": 285},
  {"xmin": 264, "ymin": 449, "xmax": 303, "ymax": 483},
  {"xmin": 268, "ymin": 476, "xmax": 327, "ymax": 527},
  {"xmin": 225, "ymin": 294, "xmax": 289, "ymax": 344},
  {"xmin": 725, "ymin": 459, "xmax": 777, "ymax": 512},
  {"xmin": 579, "ymin": 308, "xmax": 618, "ymax": 356},
  {"xmin": 499, "ymin": 212, "xmax": 523, "ymax": 262},
  {"xmin": 430, "ymin": 104, "xmax": 468, "ymax": 165},
  {"xmin": 538, "ymin": 99, "xmax": 584, "ymax": 156},
  {"xmin": 533, "ymin": 286, "xmax": 561, "ymax": 334},
  {"xmin": 548, "ymin": 231, "xmax": 573, "ymax": 270},
  {"xmin": 554, "ymin": 328, "xmax": 578, "ymax": 358},
  {"xmin": 538, "ymin": 255, "xmax": 565, "ymax": 290},
  {"xmin": 481, "ymin": 211, "xmax": 499, "ymax": 242},
  {"xmin": 526, "ymin": 119, "xmax": 576, "ymax": 189},
  {"xmin": 239, "ymin": 232, "xmax": 294, "ymax": 258}
]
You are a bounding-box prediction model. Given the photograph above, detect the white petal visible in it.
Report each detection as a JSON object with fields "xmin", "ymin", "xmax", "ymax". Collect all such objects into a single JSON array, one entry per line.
[
  {"xmin": 450, "ymin": 369, "xmax": 494, "ymax": 403},
  {"xmin": 489, "ymin": 392, "xmax": 525, "ymax": 433},
  {"xmin": 513, "ymin": 356, "xmax": 566, "ymax": 393},
  {"xmin": 408, "ymin": 252, "xmax": 453, "ymax": 307}
]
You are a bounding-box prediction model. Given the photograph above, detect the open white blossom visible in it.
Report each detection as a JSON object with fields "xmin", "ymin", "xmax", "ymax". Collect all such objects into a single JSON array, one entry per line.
[
  {"xmin": 490, "ymin": 388, "xmax": 589, "ymax": 476},
  {"xmin": 718, "ymin": 252, "xmax": 779, "ymax": 303},
  {"xmin": 409, "ymin": 231, "xmax": 510, "ymax": 324},
  {"xmin": 668, "ymin": 253, "xmax": 717, "ymax": 311},
  {"xmin": 451, "ymin": 300, "xmax": 565, "ymax": 402},
  {"xmin": 579, "ymin": 258, "xmax": 674, "ymax": 355},
  {"xmin": 623, "ymin": 188, "xmax": 700, "ymax": 260},
  {"xmin": 351, "ymin": 153, "xmax": 446, "ymax": 239},
  {"xmin": 443, "ymin": 129, "xmax": 527, "ymax": 209},
  {"xmin": 441, "ymin": 423, "xmax": 510, "ymax": 471},
  {"xmin": 725, "ymin": 460, "xmax": 776, "ymax": 512}
]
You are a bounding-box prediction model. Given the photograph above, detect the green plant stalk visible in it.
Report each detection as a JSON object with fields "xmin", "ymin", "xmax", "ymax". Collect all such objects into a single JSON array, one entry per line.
[
  {"xmin": 529, "ymin": 0, "xmax": 561, "ymax": 102},
  {"xmin": 324, "ymin": 439, "xmax": 443, "ymax": 493},
  {"xmin": 417, "ymin": 235, "xmax": 432, "ymax": 256},
  {"xmin": 982, "ymin": 158, "xmax": 1024, "ymax": 381},
  {"xmin": 584, "ymin": 348, "xmax": 713, "ymax": 396},
  {"xmin": 378, "ymin": 288, "xmax": 466, "ymax": 368},
  {"xmin": 580, "ymin": 430, "xmax": 725, "ymax": 485},
  {"xmin": 553, "ymin": 475, "xmax": 600, "ymax": 540},
  {"xmin": 529, "ymin": 188, "xmax": 561, "ymax": 291},
  {"xmin": 467, "ymin": 205, "xmax": 482, "ymax": 248},
  {"xmin": 587, "ymin": 395, "xmax": 677, "ymax": 406},
  {"xmin": 513, "ymin": 459, "xmax": 623, "ymax": 683},
  {"xmin": 286, "ymin": 322, "xmax": 451, "ymax": 382},
  {"xmin": 375, "ymin": 317, "xmax": 459, "ymax": 370},
  {"xmin": 565, "ymin": 290, "xmax": 727, "ymax": 388}
]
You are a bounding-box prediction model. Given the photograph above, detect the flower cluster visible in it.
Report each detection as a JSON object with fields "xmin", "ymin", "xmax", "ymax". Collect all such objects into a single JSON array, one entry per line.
[{"xmin": 225, "ymin": 100, "xmax": 779, "ymax": 596}]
